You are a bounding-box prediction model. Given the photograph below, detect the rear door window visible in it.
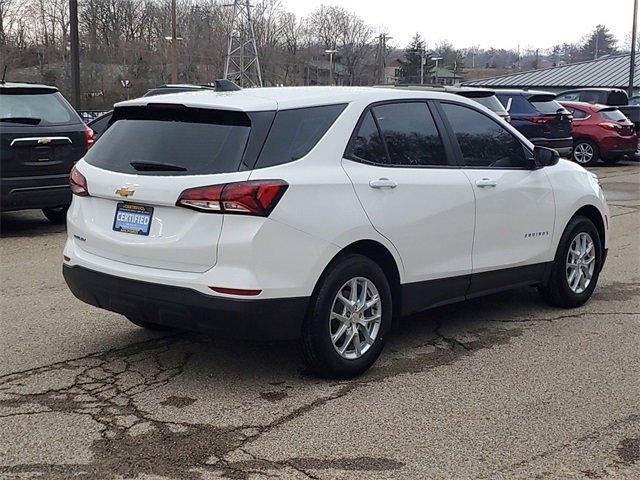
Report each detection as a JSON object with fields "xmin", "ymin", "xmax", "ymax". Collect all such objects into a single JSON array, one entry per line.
[
  {"xmin": 0, "ymin": 91, "xmax": 78, "ymax": 125},
  {"xmin": 84, "ymin": 106, "xmax": 252, "ymax": 175},
  {"xmin": 441, "ymin": 102, "xmax": 530, "ymax": 169},
  {"xmin": 569, "ymin": 108, "xmax": 589, "ymax": 119},
  {"xmin": 371, "ymin": 102, "xmax": 448, "ymax": 166},
  {"xmin": 255, "ymin": 104, "xmax": 346, "ymax": 168}
]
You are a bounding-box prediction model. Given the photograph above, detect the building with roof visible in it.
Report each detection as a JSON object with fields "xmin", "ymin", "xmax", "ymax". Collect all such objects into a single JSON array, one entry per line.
[
  {"xmin": 463, "ymin": 54, "xmax": 639, "ymax": 95},
  {"xmin": 384, "ymin": 59, "xmax": 403, "ymax": 84},
  {"xmin": 428, "ymin": 67, "xmax": 462, "ymax": 86}
]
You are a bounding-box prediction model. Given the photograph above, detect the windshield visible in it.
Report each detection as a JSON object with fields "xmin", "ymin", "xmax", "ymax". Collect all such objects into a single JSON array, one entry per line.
[
  {"xmin": 84, "ymin": 107, "xmax": 252, "ymax": 176},
  {"xmin": 0, "ymin": 91, "xmax": 77, "ymax": 125}
]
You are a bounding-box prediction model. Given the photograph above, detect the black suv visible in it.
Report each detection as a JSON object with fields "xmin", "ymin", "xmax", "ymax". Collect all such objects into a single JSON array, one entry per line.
[
  {"xmin": 1, "ymin": 82, "xmax": 92, "ymax": 223},
  {"xmin": 494, "ymin": 90, "xmax": 573, "ymax": 157}
]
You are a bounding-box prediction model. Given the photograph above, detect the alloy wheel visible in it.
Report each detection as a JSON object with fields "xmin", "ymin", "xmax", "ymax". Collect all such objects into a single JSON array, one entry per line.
[
  {"xmin": 329, "ymin": 277, "xmax": 382, "ymax": 360},
  {"xmin": 565, "ymin": 232, "xmax": 596, "ymax": 294},
  {"xmin": 573, "ymin": 143, "xmax": 594, "ymax": 164}
]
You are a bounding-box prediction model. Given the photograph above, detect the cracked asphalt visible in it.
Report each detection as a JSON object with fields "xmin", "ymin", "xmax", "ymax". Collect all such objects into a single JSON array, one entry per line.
[{"xmin": 1, "ymin": 162, "xmax": 639, "ymax": 480}]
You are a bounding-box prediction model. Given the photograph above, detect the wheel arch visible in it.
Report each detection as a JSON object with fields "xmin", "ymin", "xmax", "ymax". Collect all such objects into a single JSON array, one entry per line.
[
  {"xmin": 315, "ymin": 239, "xmax": 402, "ymax": 319},
  {"xmin": 572, "ymin": 204, "xmax": 606, "ymax": 250}
]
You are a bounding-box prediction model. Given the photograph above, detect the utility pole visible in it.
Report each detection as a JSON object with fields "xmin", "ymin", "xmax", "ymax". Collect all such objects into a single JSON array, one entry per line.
[
  {"xmin": 325, "ymin": 49, "xmax": 337, "ymax": 85},
  {"xmin": 420, "ymin": 49, "xmax": 425, "ymax": 85},
  {"xmin": 594, "ymin": 30, "xmax": 599, "ymax": 60},
  {"xmin": 224, "ymin": 0, "xmax": 262, "ymax": 87},
  {"xmin": 376, "ymin": 34, "xmax": 391, "ymax": 84},
  {"xmin": 629, "ymin": 0, "xmax": 638, "ymax": 97},
  {"xmin": 171, "ymin": 0, "xmax": 178, "ymax": 83},
  {"xmin": 69, "ymin": 0, "xmax": 80, "ymax": 109}
]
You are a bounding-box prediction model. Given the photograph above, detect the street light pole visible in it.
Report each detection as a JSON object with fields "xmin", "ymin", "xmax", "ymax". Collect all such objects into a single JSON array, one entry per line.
[
  {"xmin": 171, "ymin": 0, "xmax": 178, "ymax": 83},
  {"xmin": 325, "ymin": 49, "xmax": 337, "ymax": 85},
  {"xmin": 420, "ymin": 50, "xmax": 425, "ymax": 85},
  {"xmin": 629, "ymin": 0, "xmax": 638, "ymax": 97}
]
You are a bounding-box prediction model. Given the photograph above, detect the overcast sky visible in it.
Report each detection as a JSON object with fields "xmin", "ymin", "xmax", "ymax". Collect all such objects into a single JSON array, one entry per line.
[{"xmin": 281, "ymin": 0, "xmax": 636, "ymax": 51}]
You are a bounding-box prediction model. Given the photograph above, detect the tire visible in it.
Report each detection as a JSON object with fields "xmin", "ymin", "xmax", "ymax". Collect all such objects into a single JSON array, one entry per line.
[
  {"xmin": 572, "ymin": 140, "xmax": 600, "ymax": 166},
  {"xmin": 301, "ymin": 254, "xmax": 393, "ymax": 379},
  {"xmin": 539, "ymin": 216, "xmax": 602, "ymax": 308},
  {"xmin": 42, "ymin": 205, "xmax": 69, "ymax": 224},
  {"xmin": 126, "ymin": 316, "xmax": 176, "ymax": 331}
]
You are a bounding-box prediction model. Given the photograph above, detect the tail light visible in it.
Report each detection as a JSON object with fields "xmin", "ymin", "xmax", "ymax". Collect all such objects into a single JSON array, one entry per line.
[
  {"xmin": 524, "ymin": 116, "xmax": 552, "ymax": 124},
  {"xmin": 176, "ymin": 180, "xmax": 288, "ymax": 217},
  {"xmin": 70, "ymin": 166, "xmax": 89, "ymax": 196},
  {"xmin": 84, "ymin": 126, "xmax": 94, "ymax": 149},
  {"xmin": 598, "ymin": 122, "xmax": 620, "ymax": 132}
]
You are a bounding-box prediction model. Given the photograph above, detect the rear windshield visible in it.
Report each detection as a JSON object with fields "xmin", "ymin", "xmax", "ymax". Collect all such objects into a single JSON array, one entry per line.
[
  {"xmin": 600, "ymin": 108, "xmax": 628, "ymax": 122},
  {"xmin": 84, "ymin": 106, "xmax": 251, "ymax": 175},
  {"xmin": 0, "ymin": 91, "xmax": 78, "ymax": 126},
  {"xmin": 469, "ymin": 95, "xmax": 509, "ymax": 116},
  {"xmin": 529, "ymin": 96, "xmax": 568, "ymax": 115}
]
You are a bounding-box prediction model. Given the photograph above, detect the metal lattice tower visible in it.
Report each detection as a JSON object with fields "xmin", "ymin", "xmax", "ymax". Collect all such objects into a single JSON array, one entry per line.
[{"xmin": 224, "ymin": 0, "xmax": 262, "ymax": 87}]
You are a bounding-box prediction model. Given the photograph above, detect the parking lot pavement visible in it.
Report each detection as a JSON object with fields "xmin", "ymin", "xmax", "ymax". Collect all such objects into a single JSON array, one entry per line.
[{"xmin": 1, "ymin": 162, "xmax": 639, "ymax": 480}]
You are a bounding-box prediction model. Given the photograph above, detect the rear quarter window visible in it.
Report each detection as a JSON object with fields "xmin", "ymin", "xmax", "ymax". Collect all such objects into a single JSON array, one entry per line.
[
  {"xmin": 0, "ymin": 91, "xmax": 79, "ymax": 125},
  {"xmin": 254, "ymin": 104, "xmax": 346, "ymax": 169}
]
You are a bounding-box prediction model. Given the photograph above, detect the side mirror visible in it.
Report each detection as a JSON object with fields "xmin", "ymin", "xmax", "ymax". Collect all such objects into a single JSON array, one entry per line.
[{"xmin": 534, "ymin": 146, "xmax": 560, "ymax": 168}]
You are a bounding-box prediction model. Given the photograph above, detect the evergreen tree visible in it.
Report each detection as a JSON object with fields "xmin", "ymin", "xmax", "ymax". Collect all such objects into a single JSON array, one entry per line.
[
  {"xmin": 581, "ymin": 25, "xmax": 618, "ymax": 60},
  {"xmin": 401, "ymin": 33, "xmax": 427, "ymax": 84}
]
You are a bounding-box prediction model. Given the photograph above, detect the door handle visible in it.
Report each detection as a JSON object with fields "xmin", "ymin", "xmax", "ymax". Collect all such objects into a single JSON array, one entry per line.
[
  {"xmin": 369, "ymin": 178, "xmax": 397, "ymax": 189},
  {"xmin": 475, "ymin": 178, "xmax": 497, "ymax": 188}
]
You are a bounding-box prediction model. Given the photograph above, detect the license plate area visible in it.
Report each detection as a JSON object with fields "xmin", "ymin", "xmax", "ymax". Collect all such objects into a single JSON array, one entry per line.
[{"xmin": 113, "ymin": 203, "xmax": 153, "ymax": 236}]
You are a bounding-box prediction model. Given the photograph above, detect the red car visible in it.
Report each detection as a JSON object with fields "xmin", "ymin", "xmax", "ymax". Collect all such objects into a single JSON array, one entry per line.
[{"xmin": 560, "ymin": 101, "xmax": 637, "ymax": 166}]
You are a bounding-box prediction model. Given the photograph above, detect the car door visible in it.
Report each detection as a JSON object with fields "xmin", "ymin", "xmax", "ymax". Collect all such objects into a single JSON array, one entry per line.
[
  {"xmin": 436, "ymin": 101, "xmax": 556, "ymax": 295},
  {"xmin": 341, "ymin": 101, "xmax": 476, "ymax": 312}
]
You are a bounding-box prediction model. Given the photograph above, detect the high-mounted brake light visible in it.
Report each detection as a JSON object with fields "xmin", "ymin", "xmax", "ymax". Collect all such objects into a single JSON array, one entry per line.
[
  {"xmin": 70, "ymin": 166, "xmax": 89, "ymax": 196},
  {"xmin": 176, "ymin": 180, "xmax": 288, "ymax": 217},
  {"xmin": 84, "ymin": 126, "xmax": 94, "ymax": 149}
]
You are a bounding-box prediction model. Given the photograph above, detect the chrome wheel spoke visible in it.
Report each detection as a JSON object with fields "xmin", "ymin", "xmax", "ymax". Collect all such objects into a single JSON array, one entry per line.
[
  {"xmin": 566, "ymin": 232, "xmax": 595, "ymax": 294},
  {"xmin": 329, "ymin": 276, "xmax": 382, "ymax": 360}
]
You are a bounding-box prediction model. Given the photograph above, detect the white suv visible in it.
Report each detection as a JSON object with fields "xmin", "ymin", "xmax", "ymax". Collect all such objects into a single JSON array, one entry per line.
[{"xmin": 63, "ymin": 87, "xmax": 609, "ymax": 378}]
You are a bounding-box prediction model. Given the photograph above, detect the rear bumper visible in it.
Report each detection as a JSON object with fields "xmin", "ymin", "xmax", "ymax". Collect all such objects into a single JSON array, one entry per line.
[
  {"xmin": 1, "ymin": 174, "xmax": 71, "ymax": 212},
  {"xmin": 599, "ymin": 135, "xmax": 638, "ymax": 158},
  {"xmin": 63, "ymin": 264, "xmax": 308, "ymax": 340}
]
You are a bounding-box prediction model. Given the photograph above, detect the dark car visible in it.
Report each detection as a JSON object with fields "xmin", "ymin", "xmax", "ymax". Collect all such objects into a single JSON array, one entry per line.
[
  {"xmin": 384, "ymin": 85, "xmax": 511, "ymax": 122},
  {"xmin": 87, "ymin": 111, "xmax": 112, "ymax": 141},
  {"xmin": 494, "ymin": 89, "xmax": 573, "ymax": 157},
  {"xmin": 0, "ymin": 82, "xmax": 93, "ymax": 223},
  {"xmin": 560, "ymin": 101, "xmax": 637, "ymax": 166},
  {"xmin": 556, "ymin": 88, "xmax": 640, "ymax": 133}
]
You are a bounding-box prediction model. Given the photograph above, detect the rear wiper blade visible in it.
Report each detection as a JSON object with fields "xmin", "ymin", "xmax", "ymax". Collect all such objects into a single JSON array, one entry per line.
[
  {"xmin": 130, "ymin": 161, "xmax": 187, "ymax": 172},
  {"xmin": 0, "ymin": 117, "xmax": 42, "ymax": 125}
]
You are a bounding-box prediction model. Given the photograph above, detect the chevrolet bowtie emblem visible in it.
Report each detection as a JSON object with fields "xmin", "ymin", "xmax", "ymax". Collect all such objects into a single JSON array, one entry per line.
[
  {"xmin": 37, "ymin": 138, "xmax": 52, "ymax": 145},
  {"xmin": 115, "ymin": 187, "xmax": 135, "ymax": 198}
]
